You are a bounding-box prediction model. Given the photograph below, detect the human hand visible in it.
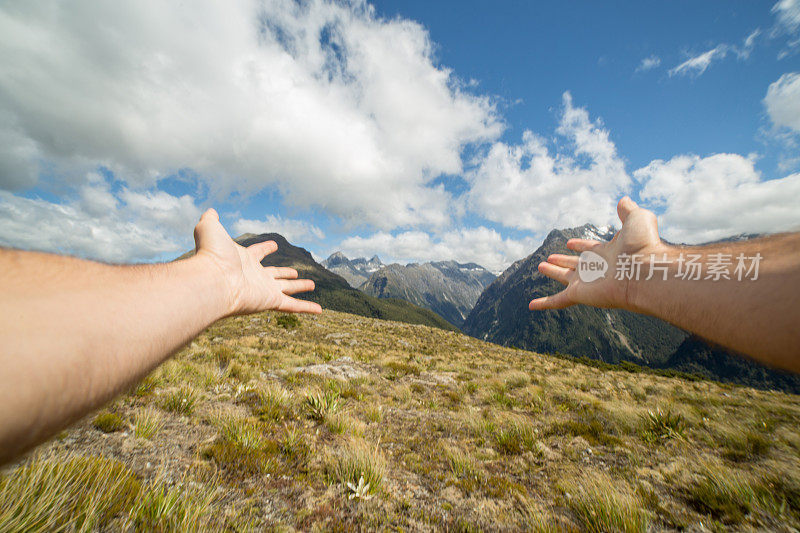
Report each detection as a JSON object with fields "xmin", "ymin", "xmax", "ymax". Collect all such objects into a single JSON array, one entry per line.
[
  {"xmin": 193, "ymin": 209, "xmax": 322, "ymax": 316},
  {"xmin": 529, "ymin": 197, "xmax": 665, "ymax": 311}
]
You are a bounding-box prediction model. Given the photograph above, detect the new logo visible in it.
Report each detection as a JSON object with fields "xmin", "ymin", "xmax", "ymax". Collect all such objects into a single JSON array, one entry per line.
[{"xmin": 578, "ymin": 251, "xmax": 608, "ymax": 283}]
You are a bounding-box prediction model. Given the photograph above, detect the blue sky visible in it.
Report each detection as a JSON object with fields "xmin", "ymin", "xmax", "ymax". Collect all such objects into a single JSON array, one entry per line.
[{"xmin": 0, "ymin": 0, "xmax": 799, "ymax": 271}]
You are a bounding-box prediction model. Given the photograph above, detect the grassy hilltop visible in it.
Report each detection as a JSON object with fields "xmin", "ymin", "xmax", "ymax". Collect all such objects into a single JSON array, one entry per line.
[{"xmin": 2, "ymin": 310, "xmax": 800, "ymax": 531}]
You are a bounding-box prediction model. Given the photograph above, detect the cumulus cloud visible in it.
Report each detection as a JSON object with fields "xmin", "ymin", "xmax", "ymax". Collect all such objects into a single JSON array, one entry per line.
[
  {"xmin": 764, "ymin": 72, "xmax": 800, "ymax": 133},
  {"xmin": 338, "ymin": 226, "xmax": 536, "ymax": 273},
  {"xmin": 232, "ymin": 215, "xmax": 325, "ymax": 242},
  {"xmin": 634, "ymin": 153, "xmax": 800, "ymax": 243},
  {"xmin": 636, "ymin": 55, "xmax": 661, "ymax": 72},
  {"xmin": 466, "ymin": 92, "xmax": 630, "ymax": 234},
  {"xmin": 0, "ymin": 179, "xmax": 201, "ymax": 262},
  {"xmin": 0, "ymin": 0, "xmax": 501, "ymax": 229}
]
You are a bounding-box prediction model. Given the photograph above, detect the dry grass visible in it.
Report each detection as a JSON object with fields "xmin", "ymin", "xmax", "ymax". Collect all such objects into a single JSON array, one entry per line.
[{"xmin": 2, "ymin": 309, "xmax": 799, "ymax": 530}]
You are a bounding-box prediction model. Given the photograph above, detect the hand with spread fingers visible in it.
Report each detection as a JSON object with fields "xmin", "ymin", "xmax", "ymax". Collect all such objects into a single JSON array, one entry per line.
[
  {"xmin": 194, "ymin": 209, "xmax": 321, "ymax": 316},
  {"xmin": 530, "ymin": 196, "xmax": 665, "ymax": 311}
]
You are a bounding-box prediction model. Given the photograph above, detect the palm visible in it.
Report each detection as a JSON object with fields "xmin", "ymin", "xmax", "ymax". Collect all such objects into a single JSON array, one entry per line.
[
  {"xmin": 530, "ymin": 197, "xmax": 663, "ymax": 311},
  {"xmin": 193, "ymin": 209, "xmax": 321, "ymax": 316}
]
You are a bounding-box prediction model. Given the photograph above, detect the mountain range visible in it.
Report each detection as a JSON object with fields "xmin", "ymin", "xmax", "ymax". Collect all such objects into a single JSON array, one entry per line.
[
  {"xmin": 462, "ymin": 224, "xmax": 800, "ymax": 393},
  {"xmin": 180, "ymin": 234, "xmax": 455, "ymax": 332},
  {"xmin": 359, "ymin": 260, "xmax": 496, "ymax": 327},
  {"xmin": 321, "ymin": 252, "xmax": 384, "ymax": 288}
]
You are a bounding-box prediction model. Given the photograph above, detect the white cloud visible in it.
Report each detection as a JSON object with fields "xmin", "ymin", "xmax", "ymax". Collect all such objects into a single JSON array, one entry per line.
[
  {"xmin": 669, "ymin": 45, "xmax": 728, "ymax": 77},
  {"xmin": 232, "ymin": 215, "xmax": 325, "ymax": 242},
  {"xmin": 773, "ymin": 0, "xmax": 800, "ymax": 34},
  {"xmin": 0, "ymin": 0, "xmax": 501, "ymax": 229},
  {"xmin": 338, "ymin": 227, "xmax": 536, "ymax": 273},
  {"xmin": 669, "ymin": 30, "xmax": 759, "ymax": 77},
  {"xmin": 0, "ymin": 181, "xmax": 200, "ymax": 262},
  {"xmin": 634, "ymin": 153, "xmax": 800, "ymax": 243},
  {"xmin": 636, "ymin": 55, "xmax": 661, "ymax": 72},
  {"xmin": 764, "ymin": 72, "xmax": 800, "ymax": 133},
  {"xmin": 466, "ymin": 92, "xmax": 630, "ymax": 235}
]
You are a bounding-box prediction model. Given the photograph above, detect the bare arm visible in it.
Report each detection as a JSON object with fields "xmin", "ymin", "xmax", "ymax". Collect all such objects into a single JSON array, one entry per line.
[
  {"xmin": 531, "ymin": 197, "xmax": 800, "ymax": 372},
  {"xmin": 0, "ymin": 209, "xmax": 321, "ymax": 464}
]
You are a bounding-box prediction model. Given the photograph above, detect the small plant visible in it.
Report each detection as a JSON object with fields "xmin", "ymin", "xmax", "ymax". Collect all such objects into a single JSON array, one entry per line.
[
  {"xmin": 721, "ymin": 428, "xmax": 771, "ymax": 461},
  {"xmin": 639, "ymin": 408, "xmax": 687, "ymax": 442},
  {"xmin": 92, "ymin": 411, "xmax": 125, "ymax": 433},
  {"xmin": 213, "ymin": 345, "xmax": 235, "ymax": 369},
  {"xmin": 324, "ymin": 411, "xmax": 365, "ymax": 436},
  {"xmin": 132, "ymin": 408, "xmax": 164, "ymax": 439},
  {"xmin": 276, "ymin": 313, "xmax": 300, "ymax": 329},
  {"xmin": 304, "ymin": 390, "xmax": 341, "ymax": 422},
  {"xmin": 683, "ymin": 464, "xmax": 760, "ymax": 523},
  {"xmin": 160, "ymin": 387, "xmax": 199, "ymax": 415},
  {"xmin": 325, "ymin": 440, "xmax": 386, "ymax": 497},
  {"xmin": 128, "ymin": 479, "xmax": 215, "ymax": 532},
  {"xmin": 239, "ymin": 384, "xmax": 293, "ymax": 422},
  {"xmin": 491, "ymin": 418, "xmax": 539, "ymax": 455},
  {"xmin": 347, "ymin": 473, "xmax": 374, "ymax": 501},
  {"xmin": 204, "ymin": 415, "xmax": 277, "ymax": 475},
  {"xmin": 562, "ymin": 474, "xmax": 649, "ymax": 533}
]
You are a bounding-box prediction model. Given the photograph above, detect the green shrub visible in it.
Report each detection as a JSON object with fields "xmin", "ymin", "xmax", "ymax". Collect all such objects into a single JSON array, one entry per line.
[
  {"xmin": 92, "ymin": 411, "xmax": 126, "ymax": 433},
  {"xmin": 275, "ymin": 313, "xmax": 300, "ymax": 329}
]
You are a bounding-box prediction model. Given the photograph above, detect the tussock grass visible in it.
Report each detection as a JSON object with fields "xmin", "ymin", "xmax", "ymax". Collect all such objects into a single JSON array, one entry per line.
[
  {"xmin": 132, "ymin": 408, "xmax": 164, "ymax": 440},
  {"xmin": 488, "ymin": 417, "xmax": 540, "ymax": 455},
  {"xmin": 92, "ymin": 411, "xmax": 125, "ymax": 433},
  {"xmin": 128, "ymin": 478, "xmax": 215, "ymax": 532},
  {"xmin": 719, "ymin": 428, "xmax": 771, "ymax": 461},
  {"xmin": 304, "ymin": 389, "xmax": 341, "ymax": 421},
  {"xmin": 160, "ymin": 386, "xmax": 200, "ymax": 415},
  {"xmin": 238, "ymin": 383, "xmax": 294, "ymax": 422},
  {"xmin": 324, "ymin": 411, "xmax": 365, "ymax": 437},
  {"xmin": 204, "ymin": 414, "xmax": 277, "ymax": 475},
  {"xmin": 562, "ymin": 473, "xmax": 649, "ymax": 533},
  {"xmin": 0, "ymin": 454, "xmax": 140, "ymax": 532},
  {"xmin": 325, "ymin": 439, "xmax": 387, "ymax": 496},
  {"xmin": 639, "ymin": 408, "xmax": 688, "ymax": 443}
]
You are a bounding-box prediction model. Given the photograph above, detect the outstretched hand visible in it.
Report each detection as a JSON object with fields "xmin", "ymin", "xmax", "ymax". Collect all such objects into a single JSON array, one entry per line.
[
  {"xmin": 193, "ymin": 209, "xmax": 322, "ymax": 316},
  {"xmin": 530, "ymin": 197, "xmax": 665, "ymax": 311}
]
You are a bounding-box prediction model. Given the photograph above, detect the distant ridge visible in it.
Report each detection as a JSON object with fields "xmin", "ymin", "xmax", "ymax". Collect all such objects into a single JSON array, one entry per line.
[
  {"xmin": 360, "ymin": 260, "xmax": 496, "ymax": 328},
  {"xmin": 180, "ymin": 234, "xmax": 456, "ymax": 331},
  {"xmin": 321, "ymin": 252, "xmax": 384, "ymax": 288}
]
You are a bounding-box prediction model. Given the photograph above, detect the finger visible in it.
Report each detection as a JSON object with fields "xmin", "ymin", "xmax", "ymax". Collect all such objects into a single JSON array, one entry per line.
[
  {"xmin": 279, "ymin": 278, "xmax": 315, "ymax": 295},
  {"xmin": 247, "ymin": 241, "xmax": 278, "ymax": 261},
  {"xmin": 200, "ymin": 208, "xmax": 219, "ymax": 222},
  {"xmin": 566, "ymin": 239, "xmax": 601, "ymax": 252},
  {"xmin": 529, "ymin": 291, "xmax": 572, "ymax": 311},
  {"xmin": 617, "ymin": 196, "xmax": 639, "ymax": 224},
  {"xmin": 538, "ymin": 262, "xmax": 571, "ymax": 285},
  {"xmin": 547, "ymin": 254, "xmax": 579, "ymax": 270},
  {"xmin": 265, "ymin": 266, "xmax": 298, "ymax": 280},
  {"xmin": 278, "ymin": 295, "xmax": 322, "ymax": 314}
]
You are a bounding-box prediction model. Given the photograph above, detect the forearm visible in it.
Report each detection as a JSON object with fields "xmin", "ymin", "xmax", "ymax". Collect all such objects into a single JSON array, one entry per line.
[
  {"xmin": 626, "ymin": 234, "xmax": 800, "ymax": 371},
  {"xmin": 0, "ymin": 249, "xmax": 229, "ymax": 463}
]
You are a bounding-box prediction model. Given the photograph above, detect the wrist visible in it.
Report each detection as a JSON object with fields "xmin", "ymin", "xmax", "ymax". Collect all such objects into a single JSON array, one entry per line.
[
  {"xmin": 623, "ymin": 242, "xmax": 678, "ymax": 314},
  {"xmin": 186, "ymin": 252, "xmax": 235, "ymax": 320}
]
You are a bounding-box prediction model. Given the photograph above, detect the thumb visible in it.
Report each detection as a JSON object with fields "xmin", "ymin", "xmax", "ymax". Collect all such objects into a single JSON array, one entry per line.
[
  {"xmin": 617, "ymin": 196, "xmax": 639, "ymax": 224},
  {"xmin": 194, "ymin": 208, "xmax": 222, "ymax": 251}
]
